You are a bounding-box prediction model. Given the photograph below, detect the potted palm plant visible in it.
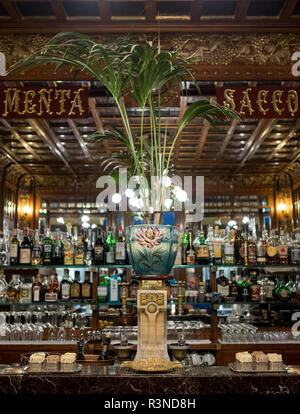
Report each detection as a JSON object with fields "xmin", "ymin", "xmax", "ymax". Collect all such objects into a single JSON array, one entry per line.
[{"xmin": 11, "ymin": 33, "xmax": 239, "ymax": 275}]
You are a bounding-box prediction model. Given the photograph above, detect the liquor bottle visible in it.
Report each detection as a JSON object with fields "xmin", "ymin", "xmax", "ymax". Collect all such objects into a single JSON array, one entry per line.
[
  {"xmin": 40, "ymin": 275, "xmax": 49, "ymax": 302},
  {"xmin": 205, "ymin": 225, "xmax": 214, "ymax": 264},
  {"xmin": 99, "ymin": 333, "xmax": 111, "ymax": 360},
  {"xmin": 42, "ymin": 228, "xmax": 53, "ymax": 265},
  {"xmin": 290, "ymin": 234, "xmax": 300, "ymax": 264},
  {"xmin": 277, "ymin": 228, "xmax": 289, "ymax": 265},
  {"xmin": 266, "ymin": 230, "xmax": 279, "ymax": 265},
  {"xmin": 94, "ymin": 229, "xmax": 105, "ymax": 265},
  {"xmin": 198, "ymin": 281, "xmax": 206, "ymax": 302},
  {"xmin": 84, "ymin": 229, "xmax": 94, "ymax": 266},
  {"xmin": 52, "ymin": 234, "xmax": 63, "ymax": 265},
  {"xmin": 19, "ymin": 228, "xmax": 32, "ymax": 265},
  {"xmin": 259, "ymin": 277, "xmax": 266, "ymax": 303},
  {"xmin": 249, "ymin": 270, "xmax": 260, "ymax": 302},
  {"xmin": 229, "ymin": 270, "xmax": 239, "ymax": 301},
  {"xmin": 216, "ymin": 270, "xmax": 229, "ymax": 299},
  {"xmin": 97, "ymin": 270, "xmax": 109, "ymax": 303},
  {"xmin": 238, "ymin": 270, "xmax": 250, "ymax": 302},
  {"xmin": 32, "ymin": 275, "xmax": 42, "ymax": 303},
  {"xmin": 247, "ymin": 231, "xmax": 257, "ymax": 266},
  {"xmin": 265, "ymin": 277, "xmax": 274, "ymax": 302},
  {"xmin": 275, "ymin": 277, "xmax": 291, "ymax": 302},
  {"xmin": 105, "ymin": 228, "xmax": 116, "ymax": 265},
  {"xmin": 234, "ymin": 226, "xmax": 245, "ymax": 266},
  {"xmin": 9, "ymin": 229, "xmax": 19, "ymax": 265},
  {"xmin": 129, "ymin": 278, "xmax": 138, "ymax": 299},
  {"xmin": 77, "ymin": 339, "xmax": 85, "ymax": 361},
  {"xmin": 195, "ymin": 228, "xmax": 210, "ymax": 265},
  {"xmin": 212, "ymin": 226, "xmax": 222, "ymax": 265},
  {"xmin": 60, "ymin": 269, "xmax": 71, "ymax": 301},
  {"xmin": 19, "ymin": 278, "xmax": 32, "ymax": 304},
  {"xmin": 44, "ymin": 273, "xmax": 58, "ymax": 302},
  {"xmin": 115, "ymin": 226, "xmax": 126, "ymax": 265},
  {"xmin": 6, "ymin": 274, "xmax": 22, "ymax": 302},
  {"xmin": 0, "ymin": 271, "xmax": 7, "ymax": 302},
  {"xmin": 74, "ymin": 235, "xmax": 85, "ymax": 265},
  {"xmin": 30, "ymin": 230, "xmax": 41, "ymax": 266},
  {"xmin": 81, "ymin": 271, "xmax": 92, "ymax": 302},
  {"xmin": 70, "ymin": 271, "xmax": 81, "ymax": 301},
  {"xmin": 108, "ymin": 270, "xmax": 121, "ymax": 305},
  {"xmin": 256, "ymin": 231, "xmax": 267, "ymax": 266},
  {"xmin": 182, "ymin": 229, "xmax": 189, "ymax": 265},
  {"xmin": 186, "ymin": 231, "xmax": 196, "ymax": 264},
  {"xmin": 63, "ymin": 223, "xmax": 74, "ymax": 265},
  {"xmin": 223, "ymin": 226, "xmax": 235, "ymax": 265}
]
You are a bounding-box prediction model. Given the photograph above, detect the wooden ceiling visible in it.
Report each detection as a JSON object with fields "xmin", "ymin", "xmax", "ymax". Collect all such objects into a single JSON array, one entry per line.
[{"xmin": 0, "ymin": 0, "xmax": 299, "ymax": 33}]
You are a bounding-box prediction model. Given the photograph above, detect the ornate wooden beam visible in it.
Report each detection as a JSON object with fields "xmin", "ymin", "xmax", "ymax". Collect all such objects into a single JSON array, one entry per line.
[
  {"xmin": 195, "ymin": 120, "xmax": 210, "ymax": 160},
  {"xmin": 29, "ymin": 119, "xmax": 77, "ymax": 177},
  {"xmin": 235, "ymin": 119, "xmax": 277, "ymax": 173},
  {"xmin": 89, "ymin": 97, "xmax": 111, "ymax": 156},
  {"xmin": 173, "ymin": 96, "xmax": 188, "ymax": 160},
  {"xmin": 0, "ymin": 143, "xmax": 32, "ymax": 176},
  {"xmin": 0, "ymin": 119, "xmax": 53, "ymax": 174},
  {"xmin": 217, "ymin": 119, "xmax": 239, "ymax": 159},
  {"xmin": 67, "ymin": 119, "xmax": 93, "ymax": 162},
  {"xmin": 267, "ymin": 119, "xmax": 300, "ymax": 161}
]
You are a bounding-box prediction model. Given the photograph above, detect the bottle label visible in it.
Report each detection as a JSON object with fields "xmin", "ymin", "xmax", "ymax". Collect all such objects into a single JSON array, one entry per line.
[
  {"xmin": 21, "ymin": 288, "xmax": 29, "ymax": 299},
  {"xmin": 116, "ymin": 242, "xmax": 126, "ymax": 260},
  {"xmin": 278, "ymin": 245, "xmax": 288, "ymax": 258},
  {"xmin": 33, "ymin": 287, "xmax": 40, "ymax": 302},
  {"xmin": 97, "ymin": 286, "xmax": 107, "ymax": 298},
  {"xmin": 110, "ymin": 279, "xmax": 119, "ymax": 302},
  {"xmin": 187, "ymin": 253, "xmax": 195, "ymax": 264},
  {"xmin": 61, "ymin": 284, "xmax": 70, "ymax": 299},
  {"xmin": 70, "ymin": 285, "xmax": 80, "ymax": 298},
  {"xmin": 75, "ymin": 253, "xmax": 84, "ymax": 265},
  {"xmin": 251, "ymin": 285, "xmax": 260, "ymax": 301},
  {"xmin": 95, "ymin": 246, "xmax": 104, "ymax": 257},
  {"xmin": 217, "ymin": 283, "xmax": 229, "ymax": 297},
  {"xmin": 197, "ymin": 245, "xmax": 209, "ymax": 258},
  {"xmin": 213, "ymin": 242, "xmax": 222, "ymax": 258},
  {"xmin": 267, "ymin": 246, "xmax": 277, "ymax": 257},
  {"xmin": 10, "ymin": 244, "xmax": 18, "ymax": 258},
  {"xmin": 19, "ymin": 248, "xmax": 31, "ymax": 264},
  {"xmin": 43, "ymin": 244, "xmax": 52, "ymax": 253},
  {"xmin": 265, "ymin": 285, "xmax": 273, "ymax": 299},
  {"xmin": 64, "ymin": 251, "xmax": 74, "ymax": 265},
  {"xmin": 224, "ymin": 243, "xmax": 234, "ymax": 256},
  {"xmin": 106, "ymin": 250, "xmax": 115, "ymax": 264},
  {"xmin": 248, "ymin": 245, "xmax": 257, "ymax": 264},
  {"xmin": 82, "ymin": 284, "xmax": 91, "ymax": 298},
  {"xmin": 45, "ymin": 292, "xmax": 57, "ymax": 302},
  {"xmin": 291, "ymin": 248, "xmax": 300, "ymax": 263}
]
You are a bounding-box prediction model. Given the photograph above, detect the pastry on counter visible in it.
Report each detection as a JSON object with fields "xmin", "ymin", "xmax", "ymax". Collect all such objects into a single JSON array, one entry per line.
[
  {"xmin": 60, "ymin": 353, "xmax": 76, "ymax": 363},
  {"xmin": 235, "ymin": 352, "xmax": 253, "ymax": 371},
  {"xmin": 29, "ymin": 353, "xmax": 46, "ymax": 363},
  {"xmin": 267, "ymin": 353, "xmax": 283, "ymax": 371},
  {"xmin": 252, "ymin": 351, "xmax": 268, "ymax": 371}
]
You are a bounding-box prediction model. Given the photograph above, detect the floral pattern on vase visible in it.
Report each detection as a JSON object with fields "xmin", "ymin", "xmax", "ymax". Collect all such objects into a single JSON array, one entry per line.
[{"xmin": 126, "ymin": 225, "xmax": 179, "ymax": 275}]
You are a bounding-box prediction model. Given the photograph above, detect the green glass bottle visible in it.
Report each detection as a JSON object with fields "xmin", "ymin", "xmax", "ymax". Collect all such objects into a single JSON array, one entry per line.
[
  {"xmin": 42, "ymin": 228, "xmax": 53, "ymax": 265},
  {"xmin": 182, "ymin": 229, "xmax": 189, "ymax": 265},
  {"xmin": 105, "ymin": 228, "xmax": 116, "ymax": 265},
  {"xmin": 97, "ymin": 270, "xmax": 110, "ymax": 303}
]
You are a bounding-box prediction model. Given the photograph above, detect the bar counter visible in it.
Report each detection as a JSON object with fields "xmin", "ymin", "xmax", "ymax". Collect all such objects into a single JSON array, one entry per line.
[{"xmin": 0, "ymin": 366, "xmax": 300, "ymax": 395}]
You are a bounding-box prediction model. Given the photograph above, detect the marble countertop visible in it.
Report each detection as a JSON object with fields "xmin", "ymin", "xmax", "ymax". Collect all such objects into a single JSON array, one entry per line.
[{"xmin": 0, "ymin": 366, "xmax": 300, "ymax": 394}]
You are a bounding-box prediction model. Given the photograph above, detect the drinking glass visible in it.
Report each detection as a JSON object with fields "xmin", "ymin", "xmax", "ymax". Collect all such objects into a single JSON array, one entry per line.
[
  {"xmin": 57, "ymin": 326, "xmax": 67, "ymax": 342},
  {"xmin": 48, "ymin": 326, "xmax": 57, "ymax": 341},
  {"xmin": 120, "ymin": 328, "xmax": 128, "ymax": 346}
]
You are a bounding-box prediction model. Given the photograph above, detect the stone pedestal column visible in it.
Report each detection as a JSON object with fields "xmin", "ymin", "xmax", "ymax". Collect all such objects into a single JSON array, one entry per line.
[{"xmin": 135, "ymin": 279, "xmax": 169, "ymax": 361}]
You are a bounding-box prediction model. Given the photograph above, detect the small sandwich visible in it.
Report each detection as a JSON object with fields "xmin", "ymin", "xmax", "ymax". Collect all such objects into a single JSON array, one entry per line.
[
  {"xmin": 60, "ymin": 353, "xmax": 76, "ymax": 363},
  {"xmin": 29, "ymin": 353, "xmax": 46, "ymax": 364}
]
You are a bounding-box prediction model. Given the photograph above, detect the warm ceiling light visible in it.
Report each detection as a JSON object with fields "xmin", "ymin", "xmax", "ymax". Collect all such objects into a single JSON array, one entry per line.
[
  {"xmin": 278, "ymin": 202, "xmax": 286, "ymax": 212},
  {"xmin": 22, "ymin": 205, "xmax": 32, "ymax": 215}
]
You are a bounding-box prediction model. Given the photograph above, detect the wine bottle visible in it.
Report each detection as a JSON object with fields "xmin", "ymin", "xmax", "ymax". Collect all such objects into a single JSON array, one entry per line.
[
  {"xmin": 19, "ymin": 228, "xmax": 32, "ymax": 265},
  {"xmin": 9, "ymin": 229, "xmax": 19, "ymax": 265},
  {"xmin": 115, "ymin": 226, "xmax": 126, "ymax": 265},
  {"xmin": 94, "ymin": 229, "xmax": 105, "ymax": 265}
]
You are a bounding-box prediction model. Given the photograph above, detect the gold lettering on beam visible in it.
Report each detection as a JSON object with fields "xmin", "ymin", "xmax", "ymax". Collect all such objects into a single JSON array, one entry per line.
[
  {"xmin": 256, "ymin": 90, "xmax": 269, "ymax": 116},
  {"xmin": 287, "ymin": 90, "xmax": 298, "ymax": 117},
  {"xmin": 69, "ymin": 88, "xmax": 85, "ymax": 116},
  {"xmin": 272, "ymin": 90, "xmax": 284, "ymax": 116},
  {"xmin": 239, "ymin": 88, "xmax": 254, "ymax": 116},
  {"xmin": 223, "ymin": 89, "xmax": 235, "ymax": 110},
  {"xmin": 37, "ymin": 88, "xmax": 53, "ymax": 115},
  {"xmin": 22, "ymin": 89, "xmax": 37, "ymax": 114},
  {"xmin": 55, "ymin": 89, "xmax": 70, "ymax": 116},
  {"xmin": 2, "ymin": 88, "xmax": 22, "ymax": 117}
]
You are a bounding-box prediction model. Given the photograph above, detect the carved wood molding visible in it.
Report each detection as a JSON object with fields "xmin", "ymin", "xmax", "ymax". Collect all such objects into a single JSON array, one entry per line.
[{"xmin": 1, "ymin": 32, "xmax": 299, "ymax": 81}]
